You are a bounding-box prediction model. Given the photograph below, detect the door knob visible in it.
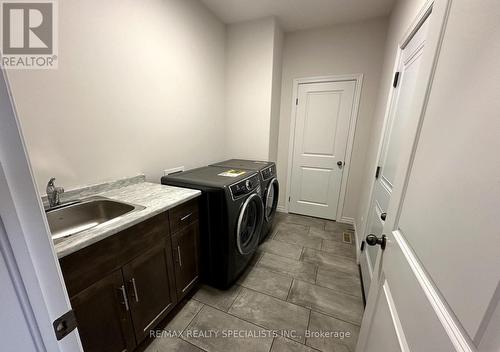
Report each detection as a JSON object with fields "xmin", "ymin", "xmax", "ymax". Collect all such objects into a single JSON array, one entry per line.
[
  {"xmin": 337, "ymin": 161, "xmax": 344, "ymax": 168},
  {"xmin": 366, "ymin": 234, "xmax": 387, "ymax": 250},
  {"xmin": 380, "ymin": 212, "xmax": 387, "ymax": 221}
]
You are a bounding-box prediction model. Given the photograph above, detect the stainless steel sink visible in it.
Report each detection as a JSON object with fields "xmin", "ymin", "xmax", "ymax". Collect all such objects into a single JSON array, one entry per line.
[{"xmin": 46, "ymin": 196, "xmax": 145, "ymax": 240}]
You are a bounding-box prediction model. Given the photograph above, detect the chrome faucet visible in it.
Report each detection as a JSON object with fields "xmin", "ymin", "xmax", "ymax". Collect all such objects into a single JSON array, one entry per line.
[{"xmin": 46, "ymin": 178, "xmax": 64, "ymax": 208}]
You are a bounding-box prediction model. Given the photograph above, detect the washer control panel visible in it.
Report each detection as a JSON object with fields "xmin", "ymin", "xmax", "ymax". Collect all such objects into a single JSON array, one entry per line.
[
  {"xmin": 230, "ymin": 174, "xmax": 260, "ymax": 199},
  {"xmin": 260, "ymin": 164, "xmax": 276, "ymax": 181}
]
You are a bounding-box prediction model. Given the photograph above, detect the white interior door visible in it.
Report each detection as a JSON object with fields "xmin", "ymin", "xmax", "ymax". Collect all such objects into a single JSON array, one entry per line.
[
  {"xmin": 360, "ymin": 16, "xmax": 430, "ymax": 296},
  {"xmin": 357, "ymin": 0, "xmax": 500, "ymax": 351},
  {"xmin": 1, "ymin": 69, "xmax": 82, "ymax": 351},
  {"xmin": 289, "ymin": 80, "xmax": 355, "ymax": 220},
  {"xmin": 357, "ymin": 8, "xmax": 463, "ymax": 351}
]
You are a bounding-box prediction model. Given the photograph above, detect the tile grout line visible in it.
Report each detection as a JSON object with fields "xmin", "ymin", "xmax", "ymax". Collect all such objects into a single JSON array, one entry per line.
[
  {"xmin": 312, "ymin": 261, "xmax": 360, "ymax": 276},
  {"xmin": 271, "ymin": 236, "xmax": 322, "ymax": 251},
  {"xmin": 245, "ymin": 261, "xmax": 296, "ymax": 281},
  {"xmin": 301, "ymin": 259, "xmax": 358, "ymax": 277},
  {"xmin": 238, "ymin": 281, "xmax": 288, "ymax": 301},
  {"xmin": 299, "ymin": 246, "xmax": 305, "ymax": 261},
  {"xmin": 268, "ymin": 336, "xmax": 276, "ymax": 352},
  {"xmin": 226, "ymin": 285, "xmax": 243, "ymax": 312},
  {"xmin": 237, "ymin": 284, "xmax": 310, "ymax": 313},
  {"xmin": 254, "ymin": 252, "xmax": 264, "ymax": 266},
  {"xmin": 308, "ymin": 278, "xmax": 363, "ymax": 299},
  {"xmin": 314, "ymin": 264, "xmax": 319, "ymax": 284},
  {"xmin": 288, "ymin": 279, "xmax": 362, "ymax": 327},
  {"xmin": 303, "ymin": 246, "xmax": 359, "ymax": 264},
  {"xmin": 171, "ymin": 301, "xmax": 205, "ymax": 334},
  {"xmin": 292, "ymin": 275, "xmax": 364, "ymax": 300},
  {"xmin": 183, "ymin": 338, "xmax": 209, "ymax": 352},
  {"xmin": 258, "ymin": 245, "xmax": 303, "ymax": 261},
  {"xmin": 178, "ymin": 302, "xmax": 210, "ymax": 352},
  {"xmin": 253, "ymin": 261, "xmax": 315, "ymax": 286},
  {"xmin": 286, "ymin": 278, "xmax": 294, "ymax": 301},
  {"xmin": 305, "ymin": 308, "xmax": 313, "ymax": 349}
]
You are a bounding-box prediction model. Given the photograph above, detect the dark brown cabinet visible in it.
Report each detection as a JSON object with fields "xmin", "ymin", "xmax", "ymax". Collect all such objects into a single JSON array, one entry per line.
[
  {"xmin": 171, "ymin": 221, "xmax": 200, "ymax": 300},
  {"xmin": 122, "ymin": 241, "xmax": 177, "ymax": 342},
  {"xmin": 70, "ymin": 270, "xmax": 135, "ymax": 352},
  {"xmin": 60, "ymin": 199, "xmax": 200, "ymax": 352}
]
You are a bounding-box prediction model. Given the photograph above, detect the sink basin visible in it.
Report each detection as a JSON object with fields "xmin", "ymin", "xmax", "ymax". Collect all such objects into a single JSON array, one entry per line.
[{"xmin": 46, "ymin": 196, "xmax": 145, "ymax": 240}]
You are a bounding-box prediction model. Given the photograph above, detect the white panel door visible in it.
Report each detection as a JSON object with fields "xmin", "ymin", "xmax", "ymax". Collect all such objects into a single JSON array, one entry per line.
[
  {"xmin": 359, "ymin": 16, "xmax": 430, "ymax": 296},
  {"xmin": 289, "ymin": 80, "xmax": 355, "ymax": 220},
  {"xmin": 358, "ymin": 0, "xmax": 500, "ymax": 350},
  {"xmin": 357, "ymin": 9, "xmax": 462, "ymax": 351}
]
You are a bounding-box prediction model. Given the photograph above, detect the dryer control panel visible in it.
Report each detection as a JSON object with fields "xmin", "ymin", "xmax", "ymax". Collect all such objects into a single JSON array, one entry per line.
[
  {"xmin": 260, "ymin": 164, "xmax": 276, "ymax": 181},
  {"xmin": 230, "ymin": 174, "xmax": 261, "ymax": 199}
]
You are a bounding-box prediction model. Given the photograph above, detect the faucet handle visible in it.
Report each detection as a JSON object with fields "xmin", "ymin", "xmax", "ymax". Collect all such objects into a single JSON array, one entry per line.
[{"xmin": 47, "ymin": 177, "xmax": 56, "ymax": 187}]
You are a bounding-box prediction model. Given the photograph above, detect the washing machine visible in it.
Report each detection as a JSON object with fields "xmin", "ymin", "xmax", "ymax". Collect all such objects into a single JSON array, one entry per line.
[
  {"xmin": 161, "ymin": 166, "xmax": 263, "ymax": 289},
  {"xmin": 210, "ymin": 159, "xmax": 279, "ymax": 242}
]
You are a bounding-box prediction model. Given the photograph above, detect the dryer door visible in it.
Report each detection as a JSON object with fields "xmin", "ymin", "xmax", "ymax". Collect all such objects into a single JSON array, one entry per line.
[
  {"xmin": 264, "ymin": 178, "xmax": 279, "ymax": 222},
  {"xmin": 236, "ymin": 193, "xmax": 263, "ymax": 255}
]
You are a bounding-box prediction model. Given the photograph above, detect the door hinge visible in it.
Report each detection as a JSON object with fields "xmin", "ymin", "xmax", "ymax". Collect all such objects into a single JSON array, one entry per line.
[
  {"xmin": 288, "ymin": 196, "xmax": 291, "ymax": 202},
  {"xmin": 375, "ymin": 166, "xmax": 381, "ymax": 179},
  {"xmin": 393, "ymin": 71, "xmax": 400, "ymax": 88},
  {"xmin": 295, "ymin": 98, "xmax": 298, "ymax": 105},
  {"xmin": 53, "ymin": 309, "xmax": 77, "ymax": 341},
  {"xmin": 361, "ymin": 240, "xmax": 366, "ymax": 252}
]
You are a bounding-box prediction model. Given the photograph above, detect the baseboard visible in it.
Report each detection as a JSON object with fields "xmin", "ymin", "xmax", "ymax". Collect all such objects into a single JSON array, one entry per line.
[
  {"xmin": 276, "ymin": 205, "xmax": 287, "ymax": 213},
  {"xmin": 339, "ymin": 216, "xmax": 354, "ymax": 225}
]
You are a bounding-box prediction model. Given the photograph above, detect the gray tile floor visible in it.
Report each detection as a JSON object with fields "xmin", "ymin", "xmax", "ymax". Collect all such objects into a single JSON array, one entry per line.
[{"xmin": 146, "ymin": 213, "xmax": 363, "ymax": 352}]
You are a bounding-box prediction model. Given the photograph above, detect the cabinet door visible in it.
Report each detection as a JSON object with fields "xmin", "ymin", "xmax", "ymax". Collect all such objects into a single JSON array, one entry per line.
[
  {"xmin": 70, "ymin": 270, "xmax": 135, "ymax": 352},
  {"xmin": 122, "ymin": 240, "xmax": 177, "ymax": 343},
  {"xmin": 171, "ymin": 221, "xmax": 200, "ymax": 300}
]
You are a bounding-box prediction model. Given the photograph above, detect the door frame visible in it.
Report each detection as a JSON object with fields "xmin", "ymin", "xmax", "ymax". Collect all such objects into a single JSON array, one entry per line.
[
  {"xmin": 284, "ymin": 73, "xmax": 363, "ymax": 223},
  {"xmin": 359, "ymin": 0, "xmax": 442, "ymax": 274},
  {"xmin": 0, "ymin": 67, "xmax": 83, "ymax": 351}
]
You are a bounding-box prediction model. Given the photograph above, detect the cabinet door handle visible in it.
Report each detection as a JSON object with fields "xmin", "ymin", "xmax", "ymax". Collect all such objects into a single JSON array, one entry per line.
[
  {"xmin": 177, "ymin": 246, "xmax": 182, "ymax": 267},
  {"xmin": 118, "ymin": 285, "xmax": 129, "ymax": 311},
  {"xmin": 130, "ymin": 278, "xmax": 139, "ymax": 303},
  {"xmin": 180, "ymin": 213, "xmax": 192, "ymax": 222}
]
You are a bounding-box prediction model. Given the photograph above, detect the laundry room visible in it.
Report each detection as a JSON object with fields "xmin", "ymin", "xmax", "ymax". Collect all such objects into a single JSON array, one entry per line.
[{"xmin": 1, "ymin": 1, "xmax": 499, "ymax": 352}]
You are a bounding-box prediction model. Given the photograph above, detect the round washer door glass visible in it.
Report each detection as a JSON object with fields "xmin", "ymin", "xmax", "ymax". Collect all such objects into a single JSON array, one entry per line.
[{"xmin": 237, "ymin": 194, "xmax": 263, "ymax": 255}]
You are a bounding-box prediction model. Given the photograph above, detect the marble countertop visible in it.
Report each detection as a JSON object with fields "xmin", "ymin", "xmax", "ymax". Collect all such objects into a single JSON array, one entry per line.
[{"xmin": 54, "ymin": 180, "xmax": 201, "ymax": 259}]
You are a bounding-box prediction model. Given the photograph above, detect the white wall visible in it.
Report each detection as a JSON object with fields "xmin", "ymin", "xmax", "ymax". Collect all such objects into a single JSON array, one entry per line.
[
  {"xmin": 268, "ymin": 24, "xmax": 284, "ymax": 162},
  {"xmin": 355, "ymin": 0, "xmax": 428, "ymax": 234},
  {"xmin": 276, "ymin": 18, "xmax": 389, "ymax": 219},
  {"xmin": 224, "ymin": 17, "xmax": 281, "ymax": 160},
  {"xmin": 7, "ymin": 0, "xmax": 226, "ymax": 194}
]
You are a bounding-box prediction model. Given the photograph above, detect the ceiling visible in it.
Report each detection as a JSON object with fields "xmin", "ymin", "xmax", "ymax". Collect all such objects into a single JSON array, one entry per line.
[{"xmin": 200, "ymin": 0, "xmax": 396, "ymax": 32}]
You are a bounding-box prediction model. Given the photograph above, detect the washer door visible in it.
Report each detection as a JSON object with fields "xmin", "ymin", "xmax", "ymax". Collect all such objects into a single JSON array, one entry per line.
[
  {"xmin": 264, "ymin": 178, "xmax": 279, "ymax": 222},
  {"xmin": 236, "ymin": 193, "xmax": 263, "ymax": 255}
]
